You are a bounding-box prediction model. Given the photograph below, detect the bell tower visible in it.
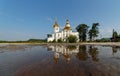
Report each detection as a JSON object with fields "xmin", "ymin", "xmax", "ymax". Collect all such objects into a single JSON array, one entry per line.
[{"xmin": 53, "ymin": 20, "xmax": 59, "ymax": 33}]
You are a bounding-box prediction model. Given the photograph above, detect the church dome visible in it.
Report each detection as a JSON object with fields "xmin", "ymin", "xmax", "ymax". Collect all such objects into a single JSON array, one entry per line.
[
  {"xmin": 53, "ymin": 21, "xmax": 59, "ymax": 28},
  {"xmin": 63, "ymin": 19, "xmax": 71, "ymax": 30},
  {"xmin": 63, "ymin": 26, "xmax": 71, "ymax": 30}
]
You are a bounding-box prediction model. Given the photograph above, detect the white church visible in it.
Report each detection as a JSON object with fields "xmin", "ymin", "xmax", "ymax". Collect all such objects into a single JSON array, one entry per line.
[{"xmin": 47, "ymin": 19, "xmax": 79, "ymax": 42}]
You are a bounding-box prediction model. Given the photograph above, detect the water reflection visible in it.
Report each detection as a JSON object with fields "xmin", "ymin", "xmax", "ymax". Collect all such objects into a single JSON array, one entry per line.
[
  {"xmin": 0, "ymin": 44, "xmax": 37, "ymax": 53},
  {"xmin": 88, "ymin": 46, "xmax": 99, "ymax": 62},
  {"xmin": 0, "ymin": 45, "xmax": 27, "ymax": 51},
  {"xmin": 76, "ymin": 45, "xmax": 88, "ymax": 61},
  {"xmin": 112, "ymin": 46, "xmax": 120, "ymax": 54},
  {"xmin": 112, "ymin": 46, "xmax": 120, "ymax": 59},
  {"xmin": 0, "ymin": 44, "xmax": 119, "ymax": 76},
  {"xmin": 48, "ymin": 45, "xmax": 100, "ymax": 63},
  {"xmin": 48, "ymin": 45, "xmax": 79, "ymax": 63}
]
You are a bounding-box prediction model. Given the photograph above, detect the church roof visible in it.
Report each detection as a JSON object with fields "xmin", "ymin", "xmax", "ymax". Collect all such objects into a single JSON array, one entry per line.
[
  {"xmin": 63, "ymin": 26, "xmax": 71, "ymax": 30},
  {"xmin": 53, "ymin": 21, "xmax": 59, "ymax": 28},
  {"xmin": 63, "ymin": 19, "xmax": 72, "ymax": 30}
]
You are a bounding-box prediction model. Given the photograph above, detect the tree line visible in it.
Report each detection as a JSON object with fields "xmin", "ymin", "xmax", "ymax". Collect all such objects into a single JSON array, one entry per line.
[
  {"xmin": 76, "ymin": 23, "xmax": 100, "ymax": 42},
  {"xmin": 0, "ymin": 39, "xmax": 46, "ymax": 43}
]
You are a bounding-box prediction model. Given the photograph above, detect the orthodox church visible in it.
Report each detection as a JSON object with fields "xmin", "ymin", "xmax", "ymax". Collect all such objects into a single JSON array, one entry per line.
[{"xmin": 47, "ymin": 19, "xmax": 79, "ymax": 42}]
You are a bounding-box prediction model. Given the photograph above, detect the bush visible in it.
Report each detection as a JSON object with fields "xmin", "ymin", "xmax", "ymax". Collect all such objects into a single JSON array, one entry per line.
[
  {"xmin": 57, "ymin": 38, "xmax": 63, "ymax": 43},
  {"xmin": 67, "ymin": 35, "xmax": 77, "ymax": 43},
  {"xmin": 52, "ymin": 39, "xmax": 56, "ymax": 43}
]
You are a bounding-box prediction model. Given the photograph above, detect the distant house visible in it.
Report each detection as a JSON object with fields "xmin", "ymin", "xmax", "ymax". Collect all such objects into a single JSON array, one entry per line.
[{"xmin": 47, "ymin": 19, "xmax": 79, "ymax": 42}]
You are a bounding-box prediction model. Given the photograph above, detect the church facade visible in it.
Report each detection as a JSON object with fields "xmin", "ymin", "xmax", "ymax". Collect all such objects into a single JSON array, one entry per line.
[{"xmin": 47, "ymin": 19, "xmax": 79, "ymax": 42}]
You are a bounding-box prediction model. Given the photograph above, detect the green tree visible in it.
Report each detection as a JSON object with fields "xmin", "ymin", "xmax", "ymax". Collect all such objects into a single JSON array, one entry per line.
[
  {"xmin": 88, "ymin": 23, "xmax": 100, "ymax": 41},
  {"xmin": 57, "ymin": 38, "xmax": 63, "ymax": 43},
  {"xmin": 67, "ymin": 35, "xmax": 77, "ymax": 43},
  {"xmin": 76, "ymin": 24, "xmax": 89, "ymax": 42},
  {"xmin": 112, "ymin": 29, "xmax": 120, "ymax": 42},
  {"xmin": 113, "ymin": 31, "xmax": 118, "ymax": 37},
  {"xmin": 52, "ymin": 39, "xmax": 56, "ymax": 43},
  {"xmin": 88, "ymin": 29, "xmax": 92, "ymax": 41}
]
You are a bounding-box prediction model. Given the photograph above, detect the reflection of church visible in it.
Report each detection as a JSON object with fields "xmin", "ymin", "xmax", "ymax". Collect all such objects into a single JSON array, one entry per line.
[{"xmin": 48, "ymin": 45, "xmax": 79, "ymax": 63}]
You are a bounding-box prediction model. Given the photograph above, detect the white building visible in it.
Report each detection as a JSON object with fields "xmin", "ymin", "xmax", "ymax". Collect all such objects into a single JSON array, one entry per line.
[{"xmin": 47, "ymin": 19, "xmax": 79, "ymax": 42}]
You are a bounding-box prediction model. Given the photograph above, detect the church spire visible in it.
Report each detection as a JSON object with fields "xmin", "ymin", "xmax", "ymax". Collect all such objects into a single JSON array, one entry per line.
[
  {"xmin": 63, "ymin": 19, "xmax": 71, "ymax": 30},
  {"xmin": 53, "ymin": 19, "xmax": 59, "ymax": 28},
  {"xmin": 53, "ymin": 19, "xmax": 59, "ymax": 33},
  {"xmin": 66, "ymin": 19, "xmax": 69, "ymax": 24}
]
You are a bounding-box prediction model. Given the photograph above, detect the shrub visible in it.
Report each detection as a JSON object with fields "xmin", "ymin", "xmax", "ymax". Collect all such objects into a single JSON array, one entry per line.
[
  {"xmin": 57, "ymin": 38, "xmax": 63, "ymax": 43},
  {"xmin": 67, "ymin": 35, "xmax": 77, "ymax": 43}
]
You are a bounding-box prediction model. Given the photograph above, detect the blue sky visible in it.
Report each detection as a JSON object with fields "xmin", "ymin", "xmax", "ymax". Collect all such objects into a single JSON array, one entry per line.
[{"xmin": 0, "ymin": 0, "xmax": 120, "ymax": 41}]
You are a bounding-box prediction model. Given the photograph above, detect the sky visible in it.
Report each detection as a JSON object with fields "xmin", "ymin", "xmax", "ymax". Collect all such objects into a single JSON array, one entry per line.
[{"xmin": 0, "ymin": 0, "xmax": 120, "ymax": 41}]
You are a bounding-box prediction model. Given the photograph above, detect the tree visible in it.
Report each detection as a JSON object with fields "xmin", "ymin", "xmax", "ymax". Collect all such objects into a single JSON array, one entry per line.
[
  {"xmin": 113, "ymin": 31, "xmax": 118, "ymax": 37},
  {"xmin": 112, "ymin": 30, "xmax": 119, "ymax": 42},
  {"xmin": 76, "ymin": 24, "xmax": 89, "ymax": 42},
  {"xmin": 88, "ymin": 29, "xmax": 92, "ymax": 41},
  {"xmin": 67, "ymin": 35, "xmax": 77, "ymax": 43},
  {"xmin": 52, "ymin": 39, "xmax": 56, "ymax": 43},
  {"xmin": 88, "ymin": 23, "xmax": 100, "ymax": 41},
  {"xmin": 57, "ymin": 38, "xmax": 63, "ymax": 43},
  {"xmin": 119, "ymin": 34, "xmax": 120, "ymax": 37}
]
